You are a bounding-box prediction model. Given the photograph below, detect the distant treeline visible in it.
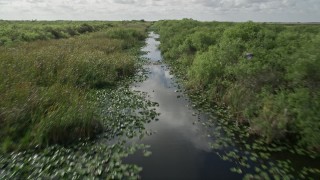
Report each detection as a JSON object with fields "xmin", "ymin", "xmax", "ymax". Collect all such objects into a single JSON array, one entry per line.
[
  {"xmin": 0, "ymin": 21, "xmax": 117, "ymax": 45},
  {"xmin": 153, "ymin": 19, "xmax": 320, "ymax": 151}
]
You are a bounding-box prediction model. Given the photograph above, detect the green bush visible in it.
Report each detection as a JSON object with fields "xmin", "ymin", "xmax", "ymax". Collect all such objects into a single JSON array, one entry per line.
[
  {"xmin": 250, "ymin": 91, "xmax": 290, "ymax": 143},
  {"xmin": 77, "ymin": 23, "xmax": 94, "ymax": 33},
  {"xmin": 105, "ymin": 28, "xmax": 146, "ymax": 49},
  {"xmin": 288, "ymin": 89, "xmax": 320, "ymax": 150},
  {"xmin": 153, "ymin": 20, "xmax": 320, "ymax": 150}
]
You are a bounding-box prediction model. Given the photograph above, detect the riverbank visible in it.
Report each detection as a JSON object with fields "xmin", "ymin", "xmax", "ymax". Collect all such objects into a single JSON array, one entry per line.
[
  {"xmin": 0, "ymin": 21, "xmax": 163, "ymax": 179},
  {"xmin": 1, "ymin": 21, "xmax": 320, "ymax": 179},
  {"xmin": 123, "ymin": 32, "xmax": 244, "ymax": 179},
  {"xmin": 0, "ymin": 21, "xmax": 150, "ymax": 152},
  {"xmin": 152, "ymin": 20, "xmax": 320, "ymax": 179},
  {"xmin": 152, "ymin": 19, "xmax": 320, "ymax": 153}
]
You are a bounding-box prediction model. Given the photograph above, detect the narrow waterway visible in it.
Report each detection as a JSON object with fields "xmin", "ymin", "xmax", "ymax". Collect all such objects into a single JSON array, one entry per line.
[{"xmin": 124, "ymin": 32, "xmax": 242, "ymax": 179}]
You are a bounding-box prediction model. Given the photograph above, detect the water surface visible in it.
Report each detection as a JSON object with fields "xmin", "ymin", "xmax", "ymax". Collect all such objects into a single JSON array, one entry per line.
[{"xmin": 124, "ymin": 32, "xmax": 242, "ymax": 179}]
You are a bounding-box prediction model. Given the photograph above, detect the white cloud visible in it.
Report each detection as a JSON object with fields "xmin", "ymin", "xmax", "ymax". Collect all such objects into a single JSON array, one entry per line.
[
  {"xmin": 113, "ymin": 0, "xmax": 136, "ymax": 4},
  {"xmin": 0, "ymin": 0, "xmax": 319, "ymax": 21},
  {"xmin": 194, "ymin": 0, "xmax": 297, "ymax": 12}
]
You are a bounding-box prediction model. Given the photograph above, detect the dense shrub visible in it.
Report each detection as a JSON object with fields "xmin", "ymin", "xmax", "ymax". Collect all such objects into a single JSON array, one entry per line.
[
  {"xmin": 153, "ymin": 20, "xmax": 320, "ymax": 150},
  {"xmin": 105, "ymin": 28, "xmax": 147, "ymax": 49},
  {"xmin": 77, "ymin": 23, "xmax": 94, "ymax": 33}
]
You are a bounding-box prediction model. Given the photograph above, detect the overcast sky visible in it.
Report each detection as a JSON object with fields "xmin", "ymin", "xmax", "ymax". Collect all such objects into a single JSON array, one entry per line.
[{"xmin": 0, "ymin": 0, "xmax": 319, "ymax": 22}]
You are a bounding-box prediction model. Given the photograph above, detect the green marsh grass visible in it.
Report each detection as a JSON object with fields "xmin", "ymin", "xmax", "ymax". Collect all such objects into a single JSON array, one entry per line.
[
  {"xmin": 0, "ymin": 21, "xmax": 149, "ymax": 152},
  {"xmin": 0, "ymin": 20, "xmax": 113, "ymax": 45}
]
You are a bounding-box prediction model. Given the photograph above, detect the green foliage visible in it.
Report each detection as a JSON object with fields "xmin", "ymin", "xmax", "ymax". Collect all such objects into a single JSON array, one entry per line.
[
  {"xmin": 0, "ymin": 21, "xmax": 149, "ymax": 152},
  {"xmin": 35, "ymin": 84, "xmax": 102, "ymax": 145},
  {"xmin": 105, "ymin": 28, "xmax": 147, "ymax": 49},
  {"xmin": 153, "ymin": 20, "xmax": 320, "ymax": 150},
  {"xmin": 251, "ymin": 91, "xmax": 290, "ymax": 143},
  {"xmin": 288, "ymin": 89, "xmax": 320, "ymax": 149},
  {"xmin": 0, "ymin": 21, "xmax": 119, "ymax": 45},
  {"xmin": 77, "ymin": 23, "xmax": 95, "ymax": 33}
]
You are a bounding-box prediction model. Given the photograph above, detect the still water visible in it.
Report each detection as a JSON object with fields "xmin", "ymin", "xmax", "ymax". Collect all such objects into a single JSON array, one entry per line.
[{"xmin": 124, "ymin": 32, "xmax": 242, "ymax": 179}]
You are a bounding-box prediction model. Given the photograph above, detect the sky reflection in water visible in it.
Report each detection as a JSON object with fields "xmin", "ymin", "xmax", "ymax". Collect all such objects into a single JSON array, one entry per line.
[{"xmin": 125, "ymin": 32, "xmax": 241, "ymax": 180}]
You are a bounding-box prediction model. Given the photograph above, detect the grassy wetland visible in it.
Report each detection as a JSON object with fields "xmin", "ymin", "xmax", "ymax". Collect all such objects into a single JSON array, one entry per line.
[
  {"xmin": 0, "ymin": 19, "xmax": 320, "ymax": 179},
  {"xmin": 0, "ymin": 20, "xmax": 158, "ymax": 178}
]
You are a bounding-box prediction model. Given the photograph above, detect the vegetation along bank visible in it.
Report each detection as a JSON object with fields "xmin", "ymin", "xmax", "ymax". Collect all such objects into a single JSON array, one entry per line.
[
  {"xmin": 152, "ymin": 19, "xmax": 320, "ymax": 153},
  {"xmin": 1, "ymin": 19, "xmax": 319, "ymax": 179},
  {"xmin": 0, "ymin": 21, "xmax": 150, "ymax": 152}
]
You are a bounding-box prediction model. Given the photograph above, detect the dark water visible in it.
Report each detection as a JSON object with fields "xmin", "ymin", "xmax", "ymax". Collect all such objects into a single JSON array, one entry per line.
[{"xmin": 124, "ymin": 32, "xmax": 242, "ymax": 179}]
